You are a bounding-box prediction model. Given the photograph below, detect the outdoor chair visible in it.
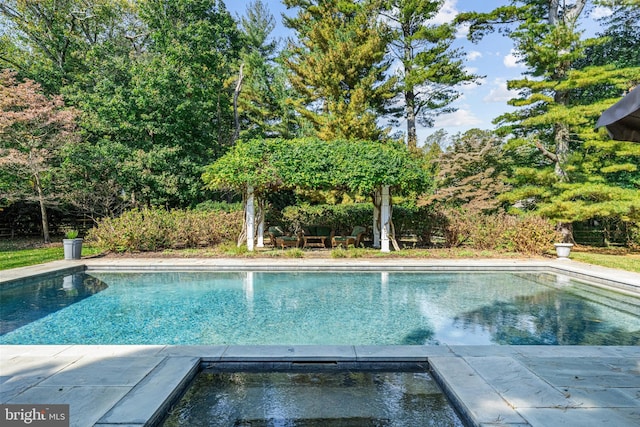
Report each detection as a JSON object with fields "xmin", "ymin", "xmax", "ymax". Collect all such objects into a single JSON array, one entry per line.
[
  {"xmin": 332, "ymin": 226, "xmax": 367, "ymax": 248},
  {"xmin": 268, "ymin": 226, "xmax": 301, "ymax": 249}
]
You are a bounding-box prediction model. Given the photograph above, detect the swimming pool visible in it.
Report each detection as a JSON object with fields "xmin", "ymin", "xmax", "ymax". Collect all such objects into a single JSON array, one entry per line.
[{"xmin": 1, "ymin": 270, "xmax": 639, "ymax": 345}]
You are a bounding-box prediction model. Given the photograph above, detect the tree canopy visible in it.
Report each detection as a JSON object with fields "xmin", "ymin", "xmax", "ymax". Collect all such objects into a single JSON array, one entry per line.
[
  {"xmin": 202, "ymin": 137, "xmax": 429, "ymax": 196},
  {"xmin": 457, "ymin": 0, "xmax": 640, "ymax": 242},
  {"xmin": 283, "ymin": 0, "xmax": 396, "ymax": 141},
  {"xmin": 382, "ymin": 0, "xmax": 478, "ymax": 149},
  {"xmin": 1, "ymin": 0, "xmax": 639, "ymax": 247},
  {"xmin": 0, "ymin": 70, "xmax": 79, "ymax": 242}
]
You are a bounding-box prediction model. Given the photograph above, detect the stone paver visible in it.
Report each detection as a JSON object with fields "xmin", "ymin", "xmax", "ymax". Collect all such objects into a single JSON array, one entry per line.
[
  {"xmin": 8, "ymin": 385, "xmax": 130, "ymax": 427},
  {"xmin": 2, "ymin": 345, "xmax": 639, "ymax": 426},
  {"xmin": 517, "ymin": 407, "xmax": 640, "ymax": 427},
  {"xmin": 465, "ymin": 356, "xmax": 581, "ymax": 409},
  {"xmin": 354, "ymin": 344, "xmax": 451, "ymax": 361},
  {"xmin": 97, "ymin": 356, "xmax": 199, "ymax": 426},
  {"xmin": 219, "ymin": 344, "xmax": 358, "ymax": 361},
  {"xmin": 1, "ymin": 355, "xmax": 79, "ymax": 402},
  {"xmin": 429, "ymin": 355, "xmax": 529, "ymax": 426}
]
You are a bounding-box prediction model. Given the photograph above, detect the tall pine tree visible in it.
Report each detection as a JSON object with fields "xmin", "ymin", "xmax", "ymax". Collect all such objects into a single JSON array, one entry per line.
[
  {"xmin": 458, "ymin": 0, "xmax": 640, "ymax": 242},
  {"xmin": 236, "ymin": 0, "xmax": 302, "ymax": 140},
  {"xmin": 283, "ymin": 0, "xmax": 396, "ymax": 141},
  {"xmin": 382, "ymin": 0, "xmax": 478, "ymax": 149}
]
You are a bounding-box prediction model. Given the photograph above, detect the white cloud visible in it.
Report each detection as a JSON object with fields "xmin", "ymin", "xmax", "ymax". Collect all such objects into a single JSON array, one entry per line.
[
  {"xmin": 483, "ymin": 79, "xmax": 518, "ymax": 103},
  {"xmin": 590, "ymin": 6, "xmax": 613, "ymax": 20},
  {"xmin": 460, "ymin": 68, "xmax": 484, "ymax": 91},
  {"xmin": 434, "ymin": 107, "xmax": 482, "ymax": 128},
  {"xmin": 503, "ymin": 49, "xmax": 524, "ymax": 68},
  {"xmin": 467, "ymin": 51, "xmax": 482, "ymax": 61},
  {"xmin": 456, "ymin": 21, "xmax": 470, "ymax": 39},
  {"xmin": 430, "ymin": 0, "xmax": 458, "ymax": 25}
]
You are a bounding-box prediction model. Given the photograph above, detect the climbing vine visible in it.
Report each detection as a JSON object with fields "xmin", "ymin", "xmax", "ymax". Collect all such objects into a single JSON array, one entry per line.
[{"xmin": 202, "ymin": 137, "xmax": 429, "ymax": 196}]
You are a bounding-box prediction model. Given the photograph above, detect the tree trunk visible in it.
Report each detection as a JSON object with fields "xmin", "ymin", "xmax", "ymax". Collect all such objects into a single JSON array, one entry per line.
[
  {"xmin": 372, "ymin": 188, "xmax": 381, "ymax": 248},
  {"xmin": 233, "ymin": 63, "xmax": 244, "ymax": 144},
  {"xmin": 553, "ymin": 122, "xmax": 570, "ymax": 182},
  {"xmin": 406, "ymin": 90, "xmax": 417, "ymax": 150},
  {"xmin": 547, "ymin": 0, "xmax": 583, "ymax": 243},
  {"xmin": 237, "ymin": 192, "xmax": 248, "ymax": 247},
  {"xmin": 34, "ymin": 173, "xmax": 50, "ymax": 244}
]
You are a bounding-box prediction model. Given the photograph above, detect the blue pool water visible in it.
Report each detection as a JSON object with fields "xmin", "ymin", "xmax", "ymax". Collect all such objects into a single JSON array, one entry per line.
[{"xmin": 1, "ymin": 271, "xmax": 639, "ymax": 345}]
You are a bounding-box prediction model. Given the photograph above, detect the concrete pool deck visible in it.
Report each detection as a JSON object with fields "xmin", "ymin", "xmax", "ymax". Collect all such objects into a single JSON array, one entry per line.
[{"xmin": 1, "ymin": 258, "xmax": 640, "ymax": 426}]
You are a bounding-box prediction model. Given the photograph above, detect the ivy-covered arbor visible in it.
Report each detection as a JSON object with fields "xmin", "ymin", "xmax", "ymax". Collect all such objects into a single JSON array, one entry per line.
[{"xmin": 202, "ymin": 137, "xmax": 429, "ymax": 251}]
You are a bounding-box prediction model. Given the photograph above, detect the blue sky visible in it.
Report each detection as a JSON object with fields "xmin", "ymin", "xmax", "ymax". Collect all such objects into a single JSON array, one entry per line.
[{"xmin": 225, "ymin": 0, "xmax": 610, "ymax": 145}]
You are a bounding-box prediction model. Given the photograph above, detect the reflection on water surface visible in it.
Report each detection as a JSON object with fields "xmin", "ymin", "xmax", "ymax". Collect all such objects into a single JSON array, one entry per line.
[
  {"xmin": 161, "ymin": 370, "xmax": 463, "ymax": 427},
  {"xmin": 1, "ymin": 271, "xmax": 638, "ymax": 345}
]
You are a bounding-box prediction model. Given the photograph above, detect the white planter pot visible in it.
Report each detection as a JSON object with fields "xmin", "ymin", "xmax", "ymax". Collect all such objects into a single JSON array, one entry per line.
[
  {"xmin": 554, "ymin": 243, "xmax": 573, "ymax": 259},
  {"xmin": 63, "ymin": 238, "xmax": 83, "ymax": 260}
]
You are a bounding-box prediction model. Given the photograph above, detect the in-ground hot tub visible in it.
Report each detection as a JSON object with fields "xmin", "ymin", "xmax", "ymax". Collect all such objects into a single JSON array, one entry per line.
[{"xmin": 159, "ymin": 362, "xmax": 464, "ymax": 427}]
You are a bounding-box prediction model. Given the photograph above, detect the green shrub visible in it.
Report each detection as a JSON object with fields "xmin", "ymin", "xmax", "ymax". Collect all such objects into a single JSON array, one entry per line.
[
  {"xmin": 218, "ymin": 241, "xmax": 253, "ymax": 256},
  {"xmin": 86, "ymin": 208, "xmax": 243, "ymax": 252},
  {"xmin": 285, "ymin": 248, "xmax": 305, "ymax": 258},
  {"xmin": 65, "ymin": 230, "xmax": 79, "ymax": 239},
  {"xmin": 331, "ymin": 247, "xmax": 348, "ymax": 258},
  {"xmin": 281, "ymin": 203, "xmax": 372, "ymax": 234},
  {"xmin": 194, "ymin": 200, "xmax": 243, "ymax": 212}
]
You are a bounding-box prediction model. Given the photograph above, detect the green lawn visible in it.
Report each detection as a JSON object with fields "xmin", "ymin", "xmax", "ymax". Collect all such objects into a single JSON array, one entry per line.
[
  {"xmin": 0, "ymin": 244, "xmax": 103, "ymax": 271},
  {"xmin": 1, "ymin": 239, "xmax": 639, "ymax": 273},
  {"xmin": 570, "ymin": 251, "xmax": 640, "ymax": 273}
]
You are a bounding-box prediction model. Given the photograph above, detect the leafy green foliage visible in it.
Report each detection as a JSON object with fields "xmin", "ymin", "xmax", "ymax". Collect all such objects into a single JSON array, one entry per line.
[
  {"xmin": 236, "ymin": 1, "xmax": 303, "ymax": 139},
  {"xmin": 281, "ymin": 203, "xmax": 372, "ymax": 234},
  {"xmin": 457, "ymin": 0, "xmax": 640, "ymax": 242},
  {"xmin": 202, "ymin": 137, "xmax": 430, "ymax": 196},
  {"xmin": 0, "ymin": 0, "xmax": 132, "ymax": 93},
  {"xmin": 2, "ymin": 0, "xmax": 243, "ymax": 210}
]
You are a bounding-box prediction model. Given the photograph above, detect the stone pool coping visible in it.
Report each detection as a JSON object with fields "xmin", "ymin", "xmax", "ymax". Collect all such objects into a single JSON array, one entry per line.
[
  {"xmin": 1, "ymin": 258, "xmax": 640, "ymax": 426},
  {"xmin": 2, "ymin": 344, "xmax": 639, "ymax": 427},
  {"xmin": 3, "ymin": 257, "xmax": 640, "ymax": 295}
]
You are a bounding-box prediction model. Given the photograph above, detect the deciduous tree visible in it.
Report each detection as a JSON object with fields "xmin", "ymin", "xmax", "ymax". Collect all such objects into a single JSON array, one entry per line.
[
  {"xmin": 0, "ymin": 70, "xmax": 79, "ymax": 242},
  {"xmin": 0, "ymin": 0, "xmax": 133, "ymax": 93},
  {"xmin": 425, "ymin": 129, "xmax": 510, "ymax": 213}
]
